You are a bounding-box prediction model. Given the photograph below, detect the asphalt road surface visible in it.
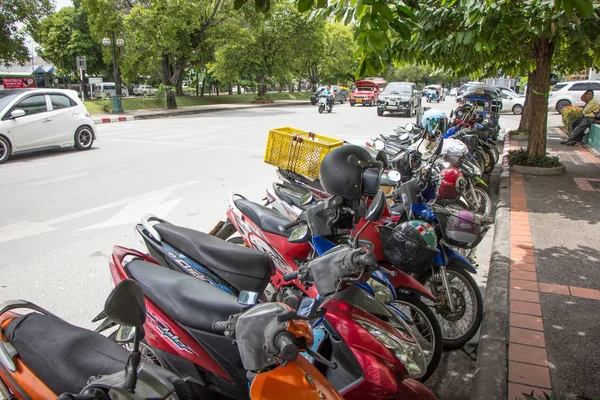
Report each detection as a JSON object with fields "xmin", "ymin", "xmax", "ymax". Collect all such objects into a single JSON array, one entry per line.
[{"xmin": 1, "ymin": 99, "xmax": 461, "ymax": 326}]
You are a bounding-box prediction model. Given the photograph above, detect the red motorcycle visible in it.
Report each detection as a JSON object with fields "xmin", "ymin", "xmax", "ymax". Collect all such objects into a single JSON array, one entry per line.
[{"xmin": 99, "ymin": 211, "xmax": 437, "ymax": 400}]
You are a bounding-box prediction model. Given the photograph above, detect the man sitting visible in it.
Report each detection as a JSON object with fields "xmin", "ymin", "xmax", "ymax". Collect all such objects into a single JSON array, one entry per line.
[{"xmin": 562, "ymin": 90, "xmax": 600, "ymax": 146}]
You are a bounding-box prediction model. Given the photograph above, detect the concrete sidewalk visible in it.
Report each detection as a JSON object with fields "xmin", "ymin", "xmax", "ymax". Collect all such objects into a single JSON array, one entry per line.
[
  {"xmin": 506, "ymin": 128, "xmax": 600, "ymax": 399},
  {"xmin": 91, "ymin": 99, "xmax": 310, "ymax": 124}
]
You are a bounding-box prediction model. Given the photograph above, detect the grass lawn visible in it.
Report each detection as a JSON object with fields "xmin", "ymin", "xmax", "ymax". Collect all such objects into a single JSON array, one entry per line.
[{"xmin": 84, "ymin": 92, "xmax": 310, "ymax": 114}]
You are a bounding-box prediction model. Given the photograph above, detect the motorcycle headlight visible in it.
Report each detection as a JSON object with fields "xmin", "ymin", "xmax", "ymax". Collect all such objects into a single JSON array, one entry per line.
[
  {"xmin": 356, "ymin": 319, "xmax": 425, "ymax": 378},
  {"xmin": 368, "ymin": 278, "xmax": 394, "ymax": 304}
]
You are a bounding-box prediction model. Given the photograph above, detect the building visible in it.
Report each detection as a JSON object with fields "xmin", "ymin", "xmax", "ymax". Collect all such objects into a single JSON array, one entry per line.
[{"xmin": 0, "ymin": 56, "xmax": 55, "ymax": 89}]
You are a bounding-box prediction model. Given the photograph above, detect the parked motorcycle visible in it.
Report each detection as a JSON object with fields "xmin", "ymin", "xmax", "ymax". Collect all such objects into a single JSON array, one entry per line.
[
  {"xmin": 100, "ymin": 210, "xmax": 437, "ymax": 399},
  {"xmin": 0, "ymin": 279, "xmax": 191, "ymax": 400}
]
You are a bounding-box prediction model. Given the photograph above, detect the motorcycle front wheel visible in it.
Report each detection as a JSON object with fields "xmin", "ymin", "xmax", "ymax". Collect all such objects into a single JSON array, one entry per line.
[
  {"xmin": 391, "ymin": 293, "xmax": 443, "ymax": 382},
  {"xmin": 464, "ymin": 186, "xmax": 492, "ymax": 221},
  {"xmin": 417, "ymin": 263, "xmax": 484, "ymax": 350},
  {"xmin": 318, "ymin": 105, "xmax": 325, "ymax": 114}
]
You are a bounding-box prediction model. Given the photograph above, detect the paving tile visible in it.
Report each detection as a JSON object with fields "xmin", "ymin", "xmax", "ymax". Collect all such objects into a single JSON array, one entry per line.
[
  {"xmin": 510, "ymin": 313, "xmax": 544, "ymax": 331},
  {"xmin": 510, "ymin": 301, "xmax": 542, "ymax": 316},
  {"xmin": 508, "ymin": 383, "xmax": 549, "ymax": 400},
  {"xmin": 511, "ymin": 262, "xmax": 537, "ymax": 272},
  {"xmin": 539, "ymin": 283, "xmax": 570, "ymax": 296},
  {"xmin": 509, "ymin": 361, "xmax": 552, "ymax": 389},
  {"xmin": 510, "ymin": 279, "xmax": 539, "ymax": 291},
  {"xmin": 510, "ymin": 271, "xmax": 538, "ymax": 282},
  {"xmin": 569, "ymin": 286, "xmax": 600, "ymax": 300},
  {"xmin": 509, "ymin": 344, "xmax": 548, "ymax": 367},
  {"xmin": 511, "ymin": 289, "xmax": 540, "ymax": 303}
]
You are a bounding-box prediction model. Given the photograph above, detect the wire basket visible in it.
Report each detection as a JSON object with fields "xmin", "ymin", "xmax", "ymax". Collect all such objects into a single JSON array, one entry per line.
[
  {"xmin": 264, "ymin": 127, "xmax": 343, "ymax": 179},
  {"xmin": 378, "ymin": 225, "xmax": 438, "ymax": 274},
  {"xmin": 434, "ymin": 206, "xmax": 487, "ymax": 249}
]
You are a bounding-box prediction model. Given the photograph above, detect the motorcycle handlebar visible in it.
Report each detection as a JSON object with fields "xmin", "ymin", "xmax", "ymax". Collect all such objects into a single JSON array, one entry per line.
[
  {"xmin": 213, "ymin": 320, "xmax": 229, "ymax": 333},
  {"xmin": 282, "ymin": 272, "xmax": 298, "ymax": 282},
  {"xmin": 351, "ymin": 251, "xmax": 377, "ymax": 269},
  {"xmin": 275, "ymin": 333, "xmax": 299, "ymax": 362},
  {"xmin": 282, "ymin": 220, "xmax": 300, "ymax": 230}
]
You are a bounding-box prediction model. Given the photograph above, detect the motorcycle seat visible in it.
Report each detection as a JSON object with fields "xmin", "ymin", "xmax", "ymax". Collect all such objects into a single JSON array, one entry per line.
[
  {"xmin": 154, "ymin": 222, "xmax": 274, "ymax": 293},
  {"xmin": 125, "ymin": 260, "xmax": 244, "ymax": 332},
  {"xmin": 5, "ymin": 313, "xmax": 129, "ymax": 395},
  {"xmin": 273, "ymin": 183, "xmax": 309, "ymax": 211},
  {"xmin": 234, "ymin": 198, "xmax": 293, "ymax": 237}
]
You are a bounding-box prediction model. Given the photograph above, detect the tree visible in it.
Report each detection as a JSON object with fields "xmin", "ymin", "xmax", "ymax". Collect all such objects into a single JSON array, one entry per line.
[
  {"xmin": 1, "ymin": 0, "xmax": 53, "ymax": 65},
  {"xmin": 33, "ymin": 1, "xmax": 104, "ymax": 94}
]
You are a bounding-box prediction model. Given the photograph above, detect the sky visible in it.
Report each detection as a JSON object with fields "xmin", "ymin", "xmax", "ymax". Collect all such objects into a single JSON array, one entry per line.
[{"xmin": 55, "ymin": 0, "xmax": 73, "ymax": 9}]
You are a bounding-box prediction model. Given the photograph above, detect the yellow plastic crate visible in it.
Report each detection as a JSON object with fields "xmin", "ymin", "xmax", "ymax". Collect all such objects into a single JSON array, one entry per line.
[{"xmin": 264, "ymin": 127, "xmax": 343, "ymax": 179}]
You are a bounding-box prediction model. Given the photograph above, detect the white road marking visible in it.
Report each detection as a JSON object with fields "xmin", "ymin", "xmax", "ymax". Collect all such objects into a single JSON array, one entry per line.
[
  {"xmin": 31, "ymin": 173, "xmax": 90, "ymax": 186},
  {"xmin": 0, "ymin": 181, "xmax": 198, "ymax": 243}
]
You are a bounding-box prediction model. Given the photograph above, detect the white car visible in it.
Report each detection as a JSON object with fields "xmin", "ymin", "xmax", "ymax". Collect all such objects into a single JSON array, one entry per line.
[
  {"xmin": 501, "ymin": 89, "xmax": 525, "ymax": 115},
  {"xmin": 548, "ymin": 80, "xmax": 600, "ymax": 113},
  {"xmin": 133, "ymin": 85, "xmax": 158, "ymax": 96},
  {"xmin": 0, "ymin": 88, "xmax": 96, "ymax": 164}
]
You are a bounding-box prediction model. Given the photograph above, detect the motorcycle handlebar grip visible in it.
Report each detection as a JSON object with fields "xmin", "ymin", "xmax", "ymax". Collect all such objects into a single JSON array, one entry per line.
[
  {"xmin": 283, "ymin": 272, "xmax": 298, "ymax": 282},
  {"xmin": 213, "ymin": 320, "xmax": 229, "ymax": 333},
  {"xmin": 275, "ymin": 333, "xmax": 298, "ymax": 362},
  {"xmin": 352, "ymin": 252, "xmax": 377, "ymax": 268},
  {"xmin": 282, "ymin": 220, "xmax": 300, "ymax": 230}
]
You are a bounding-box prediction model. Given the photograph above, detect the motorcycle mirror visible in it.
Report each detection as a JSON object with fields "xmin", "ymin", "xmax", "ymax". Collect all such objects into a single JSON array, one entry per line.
[
  {"xmin": 404, "ymin": 123, "xmax": 415, "ymax": 132},
  {"xmin": 299, "ymin": 192, "xmax": 314, "ymax": 206},
  {"xmin": 373, "ymin": 140, "xmax": 385, "ymax": 151},
  {"xmin": 376, "ymin": 150, "xmax": 389, "ymax": 169},
  {"xmin": 104, "ymin": 279, "xmax": 146, "ymax": 327},
  {"xmin": 399, "ymin": 133, "xmax": 409, "ymax": 141},
  {"xmin": 238, "ymin": 290, "xmax": 260, "ymax": 306},
  {"xmin": 450, "ymin": 109, "xmax": 454, "ymax": 117},
  {"xmin": 366, "ymin": 191, "xmax": 386, "ymax": 222},
  {"xmin": 387, "ymin": 170, "xmax": 401, "ymax": 182},
  {"xmin": 297, "ymin": 297, "xmax": 319, "ymax": 318},
  {"xmin": 288, "ymin": 224, "xmax": 309, "ymax": 243}
]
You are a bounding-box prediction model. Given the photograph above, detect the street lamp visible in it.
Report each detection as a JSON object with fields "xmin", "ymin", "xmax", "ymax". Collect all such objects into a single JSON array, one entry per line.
[{"xmin": 102, "ymin": 33, "xmax": 125, "ymax": 114}]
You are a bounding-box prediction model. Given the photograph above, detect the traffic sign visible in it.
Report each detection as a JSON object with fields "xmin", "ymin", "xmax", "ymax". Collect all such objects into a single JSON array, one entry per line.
[{"xmin": 76, "ymin": 56, "xmax": 87, "ymax": 71}]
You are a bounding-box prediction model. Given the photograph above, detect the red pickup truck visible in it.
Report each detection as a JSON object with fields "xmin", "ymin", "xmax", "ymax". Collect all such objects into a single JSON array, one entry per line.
[{"xmin": 349, "ymin": 79, "xmax": 386, "ymax": 107}]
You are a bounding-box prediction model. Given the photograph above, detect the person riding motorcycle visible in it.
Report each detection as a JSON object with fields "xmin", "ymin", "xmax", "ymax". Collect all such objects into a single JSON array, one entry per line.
[{"xmin": 321, "ymin": 85, "xmax": 335, "ymax": 107}]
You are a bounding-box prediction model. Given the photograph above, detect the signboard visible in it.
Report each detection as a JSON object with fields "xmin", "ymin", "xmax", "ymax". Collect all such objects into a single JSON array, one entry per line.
[
  {"xmin": 2, "ymin": 77, "xmax": 35, "ymax": 89},
  {"xmin": 76, "ymin": 56, "xmax": 87, "ymax": 71},
  {"xmin": 88, "ymin": 77, "xmax": 102, "ymax": 85}
]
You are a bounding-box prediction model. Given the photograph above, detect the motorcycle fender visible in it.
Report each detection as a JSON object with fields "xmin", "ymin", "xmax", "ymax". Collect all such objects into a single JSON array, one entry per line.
[
  {"xmin": 388, "ymin": 270, "xmax": 437, "ymax": 302},
  {"xmin": 444, "ymin": 246, "xmax": 477, "ymax": 274},
  {"xmin": 474, "ymin": 177, "xmax": 488, "ymax": 188}
]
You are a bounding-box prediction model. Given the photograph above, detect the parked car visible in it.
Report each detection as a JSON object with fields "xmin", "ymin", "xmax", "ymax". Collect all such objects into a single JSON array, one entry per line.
[
  {"xmin": 93, "ymin": 82, "xmax": 129, "ymax": 98},
  {"xmin": 349, "ymin": 79, "xmax": 385, "ymax": 106},
  {"xmin": 133, "ymin": 85, "xmax": 158, "ymax": 96},
  {"xmin": 377, "ymin": 82, "xmax": 421, "ymax": 117},
  {"xmin": 449, "ymin": 88, "xmax": 458, "ymax": 97},
  {"xmin": 310, "ymin": 85, "xmax": 348, "ymax": 105},
  {"xmin": 548, "ymin": 80, "xmax": 600, "ymax": 113},
  {"xmin": 0, "ymin": 88, "xmax": 96, "ymax": 164},
  {"xmin": 500, "ymin": 89, "xmax": 525, "ymax": 115}
]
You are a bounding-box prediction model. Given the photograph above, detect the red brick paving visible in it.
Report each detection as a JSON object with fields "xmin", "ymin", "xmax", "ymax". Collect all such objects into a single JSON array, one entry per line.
[
  {"xmin": 510, "ymin": 327, "xmax": 546, "ymax": 348},
  {"xmin": 539, "ymin": 283, "xmax": 570, "ymax": 296},
  {"xmin": 509, "ymin": 343, "xmax": 549, "ymax": 367},
  {"xmin": 569, "ymin": 286, "xmax": 600, "ymax": 300},
  {"xmin": 510, "ymin": 300, "xmax": 542, "ymax": 316}
]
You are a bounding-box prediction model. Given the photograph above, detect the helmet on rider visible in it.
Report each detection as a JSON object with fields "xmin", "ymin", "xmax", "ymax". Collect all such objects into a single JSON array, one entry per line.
[
  {"xmin": 319, "ymin": 145, "xmax": 382, "ymax": 200},
  {"xmin": 422, "ymin": 109, "xmax": 448, "ymax": 138}
]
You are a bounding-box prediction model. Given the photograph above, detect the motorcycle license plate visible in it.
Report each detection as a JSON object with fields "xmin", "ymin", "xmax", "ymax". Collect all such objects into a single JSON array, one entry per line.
[{"xmin": 356, "ymin": 99, "xmax": 362, "ymax": 103}]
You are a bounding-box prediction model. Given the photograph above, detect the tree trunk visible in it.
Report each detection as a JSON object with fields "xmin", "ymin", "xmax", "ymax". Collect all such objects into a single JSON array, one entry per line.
[
  {"xmin": 229, "ymin": 82, "xmax": 233, "ymax": 95},
  {"xmin": 297, "ymin": 79, "xmax": 302, "ymax": 92},
  {"xmin": 216, "ymin": 87, "xmax": 220, "ymax": 95},
  {"xmin": 257, "ymin": 72, "xmax": 267, "ymax": 98},
  {"xmin": 518, "ymin": 70, "xmax": 535, "ymax": 132},
  {"xmin": 176, "ymin": 73, "xmax": 184, "ymax": 96},
  {"xmin": 196, "ymin": 71, "xmax": 199, "ymax": 96},
  {"xmin": 160, "ymin": 54, "xmax": 178, "ymax": 109},
  {"xmin": 201, "ymin": 79, "xmax": 205, "ymax": 97},
  {"xmin": 527, "ymin": 37, "xmax": 555, "ymax": 157},
  {"xmin": 237, "ymin": 83, "xmax": 241, "ymax": 95}
]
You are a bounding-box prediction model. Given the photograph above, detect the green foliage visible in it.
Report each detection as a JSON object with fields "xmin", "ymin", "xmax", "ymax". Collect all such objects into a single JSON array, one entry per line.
[
  {"xmin": 1, "ymin": 0, "xmax": 54, "ymax": 65},
  {"xmin": 509, "ymin": 130, "xmax": 529, "ymax": 136},
  {"xmin": 561, "ymin": 106, "xmax": 583, "ymax": 133},
  {"xmin": 100, "ymin": 94, "xmax": 111, "ymax": 113},
  {"xmin": 507, "ymin": 148, "xmax": 562, "ymax": 168},
  {"xmin": 523, "ymin": 391, "xmax": 600, "ymax": 400},
  {"xmin": 33, "ymin": 4, "xmax": 104, "ymax": 77}
]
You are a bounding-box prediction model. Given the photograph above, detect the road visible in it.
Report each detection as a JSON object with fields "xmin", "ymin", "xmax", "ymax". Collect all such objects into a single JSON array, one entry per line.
[{"xmin": 1, "ymin": 100, "xmax": 461, "ymax": 326}]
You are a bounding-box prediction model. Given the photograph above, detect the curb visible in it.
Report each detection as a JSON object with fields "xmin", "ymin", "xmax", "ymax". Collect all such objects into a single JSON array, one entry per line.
[
  {"xmin": 92, "ymin": 101, "xmax": 311, "ymax": 125},
  {"xmin": 93, "ymin": 115, "xmax": 135, "ymax": 124},
  {"xmin": 470, "ymin": 132, "xmax": 511, "ymax": 400},
  {"xmin": 510, "ymin": 164, "xmax": 566, "ymax": 176}
]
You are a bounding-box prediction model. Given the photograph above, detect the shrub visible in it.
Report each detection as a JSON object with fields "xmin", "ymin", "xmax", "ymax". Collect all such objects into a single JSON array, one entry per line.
[
  {"xmin": 509, "ymin": 130, "xmax": 529, "ymax": 136},
  {"xmin": 561, "ymin": 105, "xmax": 583, "ymax": 133},
  {"xmin": 507, "ymin": 148, "xmax": 562, "ymax": 168},
  {"xmin": 101, "ymin": 94, "xmax": 111, "ymax": 113},
  {"xmin": 523, "ymin": 391, "xmax": 600, "ymax": 400}
]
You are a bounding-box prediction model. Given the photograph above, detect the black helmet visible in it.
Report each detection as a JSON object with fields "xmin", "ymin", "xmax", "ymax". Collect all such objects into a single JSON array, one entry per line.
[{"xmin": 319, "ymin": 145, "xmax": 382, "ymax": 200}]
